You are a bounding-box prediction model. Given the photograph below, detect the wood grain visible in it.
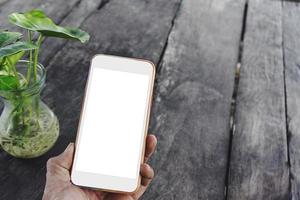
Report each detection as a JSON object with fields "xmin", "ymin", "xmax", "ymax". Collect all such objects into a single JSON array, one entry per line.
[
  {"xmin": 0, "ymin": 0, "xmax": 296, "ymax": 199},
  {"xmin": 227, "ymin": 0, "xmax": 289, "ymax": 199},
  {"xmin": 282, "ymin": 1, "xmax": 300, "ymax": 199},
  {"xmin": 143, "ymin": 0, "xmax": 246, "ymax": 199}
]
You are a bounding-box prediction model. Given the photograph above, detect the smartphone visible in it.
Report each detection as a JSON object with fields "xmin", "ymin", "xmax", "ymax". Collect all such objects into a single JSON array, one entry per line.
[{"xmin": 71, "ymin": 54, "xmax": 156, "ymax": 193}]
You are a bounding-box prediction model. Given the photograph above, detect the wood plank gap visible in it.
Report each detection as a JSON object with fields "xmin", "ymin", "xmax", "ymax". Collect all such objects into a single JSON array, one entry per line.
[
  {"xmin": 55, "ymin": 0, "xmax": 83, "ymax": 25},
  {"xmin": 225, "ymin": 1, "xmax": 248, "ymax": 199},
  {"xmin": 281, "ymin": 1, "xmax": 300, "ymax": 198},
  {"xmin": 237, "ymin": 1, "xmax": 248, "ymax": 62},
  {"xmin": 156, "ymin": 0, "xmax": 183, "ymax": 74},
  {"xmin": 97, "ymin": 0, "xmax": 110, "ymax": 10},
  {"xmin": 280, "ymin": 0, "xmax": 292, "ymax": 198}
]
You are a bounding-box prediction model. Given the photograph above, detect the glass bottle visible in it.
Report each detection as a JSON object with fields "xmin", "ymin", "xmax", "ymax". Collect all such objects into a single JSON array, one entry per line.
[{"xmin": 0, "ymin": 60, "xmax": 59, "ymax": 158}]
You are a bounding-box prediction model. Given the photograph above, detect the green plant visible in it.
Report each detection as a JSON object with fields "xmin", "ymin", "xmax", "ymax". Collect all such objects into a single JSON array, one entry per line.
[
  {"xmin": 0, "ymin": 9, "xmax": 89, "ymax": 90},
  {"xmin": 0, "ymin": 9, "xmax": 89, "ymax": 157},
  {"xmin": 0, "ymin": 31, "xmax": 37, "ymax": 90}
]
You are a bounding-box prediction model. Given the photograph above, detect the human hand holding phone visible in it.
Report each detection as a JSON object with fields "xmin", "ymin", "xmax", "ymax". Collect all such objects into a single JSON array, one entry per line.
[
  {"xmin": 71, "ymin": 55, "xmax": 156, "ymax": 192},
  {"xmin": 42, "ymin": 134, "xmax": 157, "ymax": 200}
]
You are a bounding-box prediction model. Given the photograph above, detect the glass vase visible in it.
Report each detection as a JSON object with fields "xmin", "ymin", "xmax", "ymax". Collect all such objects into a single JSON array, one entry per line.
[{"xmin": 0, "ymin": 60, "xmax": 59, "ymax": 158}]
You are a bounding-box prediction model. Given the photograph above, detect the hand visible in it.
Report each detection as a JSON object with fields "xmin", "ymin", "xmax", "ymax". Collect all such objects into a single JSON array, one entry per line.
[{"xmin": 42, "ymin": 135, "xmax": 157, "ymax": 200}]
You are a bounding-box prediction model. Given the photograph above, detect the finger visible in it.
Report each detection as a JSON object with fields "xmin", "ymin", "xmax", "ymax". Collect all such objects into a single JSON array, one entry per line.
[
  {"xmin": 144, "ymin": 135, "xmax": 157, "ymax": 162},
  {"xmin": 47, "ymin": 143, "xmax": 74, "ymax": 171},
  {"xmin": 132, "ymin": 163, "xmax": 154, "ymax": 199},
  {"xmin": 140, "ymin": 163, "xmax": 154, "ymax": 186}
]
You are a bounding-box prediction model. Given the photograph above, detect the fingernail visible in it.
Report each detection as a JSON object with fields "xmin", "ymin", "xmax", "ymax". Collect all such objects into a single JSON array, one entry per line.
[{"xmin": 141, "ymin": 163, "xmax": 149, "ymax": 169}]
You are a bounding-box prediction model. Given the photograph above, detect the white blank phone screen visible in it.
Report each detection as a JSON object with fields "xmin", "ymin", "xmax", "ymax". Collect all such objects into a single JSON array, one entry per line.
[{"xmin": 75, "ymin": 67, "xmax": 150, "ymax": 179}]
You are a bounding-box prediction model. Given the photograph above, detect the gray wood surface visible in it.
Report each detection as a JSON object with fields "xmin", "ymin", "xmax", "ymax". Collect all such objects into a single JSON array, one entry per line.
[
  {"xmin": 282, "ymin": 1, "xmax": 300, "ymax": 199},
  {"xmin": 1, "ymin": 0, "xmax": 300, "ymax": 199},
  {"xmin": 227, "ymin": 0, "xmax": 289, "ymax": 199},
  {"xmin": 144, "ymin": 0, "xmax": 245, "ymax": 199}
]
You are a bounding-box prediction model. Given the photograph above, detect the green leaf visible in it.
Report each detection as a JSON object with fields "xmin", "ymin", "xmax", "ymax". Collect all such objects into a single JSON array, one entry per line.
[
  {"xmin": 0, "ymin": 31, "xmax": 22, "ymax": 47},
  {"xmin": 0, "ymin": 70, "xmax": 9, "ymax": 76},
  {"xmin": 0, "ymin": 63, "xmax": 12, "ymax": 76},
  {"xmin": 0, "ymin": 41, "xmax": 37, "ymax": 59},
  {"xmin": 6, "ymin": 51, "xmax": 25, "ymax": 67},
  {"xmin": 0, "ymin": 75, "xmax": 18, "ymax": 90},
  {"xmin": 9, "ymin": 9, "xmax": 90, "ymax": 43}
]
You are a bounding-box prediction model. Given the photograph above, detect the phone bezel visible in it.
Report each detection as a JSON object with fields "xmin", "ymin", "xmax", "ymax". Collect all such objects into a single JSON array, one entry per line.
[{"xmin": 70, "ymin": 54, "xmax": 156, "ymax": 193}]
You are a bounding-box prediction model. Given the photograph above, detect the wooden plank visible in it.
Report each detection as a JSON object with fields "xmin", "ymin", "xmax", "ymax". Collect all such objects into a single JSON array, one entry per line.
[
  {"xmin": 0, "ymin": 0, "xmax": 182, "ymax": 199},
  {"xmin": 282, "ymin": 1, "xmax": 300, "ymax": 199},
  {"xmin": 143, "ymin": 0, "xmax": 246, "ymax": 199},
  {"xmin": 227, "ymin": 0, "xmax": 289, "ymax": 199}
]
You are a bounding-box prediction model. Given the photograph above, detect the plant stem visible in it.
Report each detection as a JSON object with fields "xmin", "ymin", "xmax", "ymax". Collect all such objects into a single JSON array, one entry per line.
[
  {"xmin": 1, "ymin": 57, "xmax": 7, "ymax": 73},
  {"xmin": 0, "ymin": 57, "xmax": 5, "ymax": 67},
  {"xmin": 33, "ymin": 34, "xmax": 43, "ymax": 82},
  {"xmin": 33, "ymin": 34, "xmax": 43, "ymax": 122},
  {"xmin": 26, "ymin": 31, "xmax": 33, "ymax": 85},
  {"xmin": 8, "ymin": 59, "xmax": 20, "ymax": 88},
  {"xmin": 25, "ymin": 31, "xmax": 34, "ymax": 134}
]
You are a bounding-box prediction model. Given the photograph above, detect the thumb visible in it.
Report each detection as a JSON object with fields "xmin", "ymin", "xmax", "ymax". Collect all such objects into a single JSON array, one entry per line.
[
  {"xmin": 57, "ymin": 143, "xmax": 75, "ymax": 169},
  {"xmin": 44, "ymin": 144, "xmax": 75, "ymax": 199},
  {"xmin": 47, "ymin": 143, "xmax": 74, "ymax": 172}
]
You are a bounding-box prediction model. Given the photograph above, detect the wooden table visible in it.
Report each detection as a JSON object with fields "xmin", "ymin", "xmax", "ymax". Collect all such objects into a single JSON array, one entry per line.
[{"xmin": 0, "ymin": 0, "xmax": 300, "ymax": 199}]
